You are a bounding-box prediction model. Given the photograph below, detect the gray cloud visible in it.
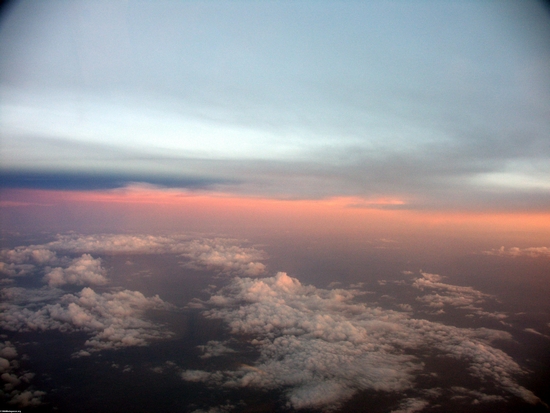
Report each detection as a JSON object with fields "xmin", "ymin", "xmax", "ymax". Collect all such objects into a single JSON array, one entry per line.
[
  {"xmin": 0, "ymin": 262, "xmax": 35, "ymax": 278},
  {"xmin": 390, "ymin": 398, "xmax": 429, "ymax": 413},
  {"xmin": 2, "ymin": 132, "xmax": 550, "ymax": 211},
  {"xmin": 0, "ymin": 341, "xmax": 45, "ymax": 407},
  {"xmin": 1, "ymin": 286, "xmax": 64, "ymax": 304},
  {"xmin": 0, "ymin": 342, "xmax": 17, "ymax": 360},
  {"xmin": 1, "ymin": 2, "xmax": 549, "ymax": 211},
  {"xmin": 451, "ymin": 387, "xmax": 506, "ymax": 404}
]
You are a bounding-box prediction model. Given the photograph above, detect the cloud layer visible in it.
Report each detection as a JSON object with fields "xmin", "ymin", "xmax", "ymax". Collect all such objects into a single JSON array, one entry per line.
[
  {"xmin": 1, "ymin": 234, "xmax": 267, "ymax": 279},
  {"xmin": 483, "ymin": 246, "xmax": 550, "ymax": 258},
  {"xmin": 1, "ymin": 234, "xmax": 545, "ymax": 411},
  {"xmin": 183, "ymin": 272, "xmax": 540, "ymax": 410},
  {"xmin": 0, "ymin": 234, "xmax": 269, "ymax": 355}
]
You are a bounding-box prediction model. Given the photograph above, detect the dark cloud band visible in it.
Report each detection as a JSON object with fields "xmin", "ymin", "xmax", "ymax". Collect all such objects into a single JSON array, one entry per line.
[{"xmin": 0, "ymin": 171, "xmax": 227, "ymax": 191}]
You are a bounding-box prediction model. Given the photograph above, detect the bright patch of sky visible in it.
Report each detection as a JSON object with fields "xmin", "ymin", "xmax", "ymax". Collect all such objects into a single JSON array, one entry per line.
[{"xmin": 1, "ymin": 0, "xmax": 549, "ymax": 206}]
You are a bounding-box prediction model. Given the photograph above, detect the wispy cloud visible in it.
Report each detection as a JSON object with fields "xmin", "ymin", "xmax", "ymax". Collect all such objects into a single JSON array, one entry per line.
[
  {"xmin": 483, "ymin": 246, "xmax": 550, "ymax": 258},
  {"xmin": 412, "ymin": 272, "xmax": 507, "ymax": 320},
  {"xmin": 390, "ymin": 398, "xmax": 429, "ymax": 413}
]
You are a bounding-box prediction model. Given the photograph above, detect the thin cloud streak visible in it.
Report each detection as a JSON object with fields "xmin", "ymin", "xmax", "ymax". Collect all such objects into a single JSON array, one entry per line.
[{"xmin": 483, "ymin": 246, "xmax": 550, "ymax": 258}]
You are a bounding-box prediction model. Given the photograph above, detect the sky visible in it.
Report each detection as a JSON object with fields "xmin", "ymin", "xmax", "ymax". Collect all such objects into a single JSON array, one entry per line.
[
  {"xmin": 1, "ymin": 0, "xmax": 550, "ymax": 212},
  {"xmin": 1, "ymin": 1, "xmax": 550, "ymax": 412}
]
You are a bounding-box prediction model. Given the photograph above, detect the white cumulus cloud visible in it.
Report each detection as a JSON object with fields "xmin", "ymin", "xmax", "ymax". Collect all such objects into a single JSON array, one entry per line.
[
  {"xmin": 181, "ymin": 272, "xmax": 540, "ymax": 410},
  {"xmin": 180, "ymin": 238, "xmax": 267, "ymax": 276},
  {"xmin": 1, "ymin": 287, "xmax": 175, "ymax": 351},
  {"xmin": 44, "ymin": 254, "xmax": 108, "ymax": 287},
  {"xmin": 0, "ymin": 234, "xmax": 267, "ymax": 279}
]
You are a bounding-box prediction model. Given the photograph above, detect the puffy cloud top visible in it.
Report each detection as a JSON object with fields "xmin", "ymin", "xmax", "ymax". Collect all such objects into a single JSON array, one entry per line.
[
  {"xmin": 183, "ymin": 273, "xmax": 540, "ymax": 410},
  {"xmin": 44, "ymin": 254, "xmax": 107, "ymax": 287},
  {"xmin": 1, "ymin": 234, "xmax": 267, "ymax": 279},
  {"xmin": 1, "ymin": 287, "xmax": 175, "ymax": 351}
]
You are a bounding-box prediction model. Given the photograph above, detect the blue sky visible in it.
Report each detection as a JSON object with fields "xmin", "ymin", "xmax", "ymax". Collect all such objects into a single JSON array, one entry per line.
[{"xmin": 1, "ymin": 0, "xmax": 549, "ymax": 209}]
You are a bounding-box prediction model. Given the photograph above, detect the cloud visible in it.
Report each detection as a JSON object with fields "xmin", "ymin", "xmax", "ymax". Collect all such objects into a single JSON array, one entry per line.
[
  {"xmin": 180, "ymin": 238, "xmax": 266, "ymax": 276},
  {"xmin": 53, "ymin": 234, "xmax": 267, "ymax": 276},
  {"xmin": 0, "ymin": 233, "xmax": 267, "ymax": 359},
  {"xmin": 0, "ymin": 170, "xmax": 225, "ymax": 192},
  {"xmin": 0, "ymin": 248, "xmax": 60, "ymax": 287},
  {"xmin": 72, "ymin": 350, "xmax": 91, "ymax": 358},
  {"xmin": 451, "ymin": 387, "xmax": 506, "ymax": 403},
  {"xmin": 198, "ymin": 341, "xmax": 236, "ymax": 359},
  {"xmin": 0, "ymin": 246, "xmax": 57, "ymax": 265},
  {"xmin": 412, "ymin": 272, "xmax": 507, "ymax": 320},
  {"xmin": 181, "ymin": 370, "xmax": 216, "ymax": 383},
  {"xmin": 0, "ymin": 262, "xmax": 35, "ymax": 277},
  {"xmin": 0, "ymin": 287, "xmax": 175, "ymax": 351},
  {"xmin": 0, "ymin": 341, "xmax": 45, "ymax": 407},
  {"xmin": 7, "ymin": 390, "xmax": 47, "ymax": 407},
  {"xmin": 524, "ymin": 328, "xmax": 550, "ymax": 339},
  {"xmin": 390, "ymin": 398, "xmax": 429, "ymax": 413},
  {"xmin": 483, "ymin": 246, "xmax": 550, "ymax": 258},
  {"xmin": 0, "ymin": 245, "xmax": 57, "ymax": 278},
  {"xmin": 1, "ymin": 234, "xmax": 267, "ymax": 279},
  {"xmin": 0, "ymin": 342, "xmax": 17, "ymax": 360},
  {"xmin": 43, "ymin": 254, "xmax": 108, "ymax": 287},
  {"xmin": 0, "ymin": 286, "xmax": 64, "ymax": 304},
  {"xmin": 45, "ymin": 234, "xmax": 184, "ymax": 254},
  {"xmin": 0, "ymin": 201, "xmax": 50, "ymax": 207},
  {"xmin": 182, "ymin": 272, "xmax": 539, "ymax": 410}
]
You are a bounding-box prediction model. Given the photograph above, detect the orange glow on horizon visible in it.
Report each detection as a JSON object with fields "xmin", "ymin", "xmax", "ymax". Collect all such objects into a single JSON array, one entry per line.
[{"xmin": 2, "ymin": 187, "xmax": 550, "ymax": 240}]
